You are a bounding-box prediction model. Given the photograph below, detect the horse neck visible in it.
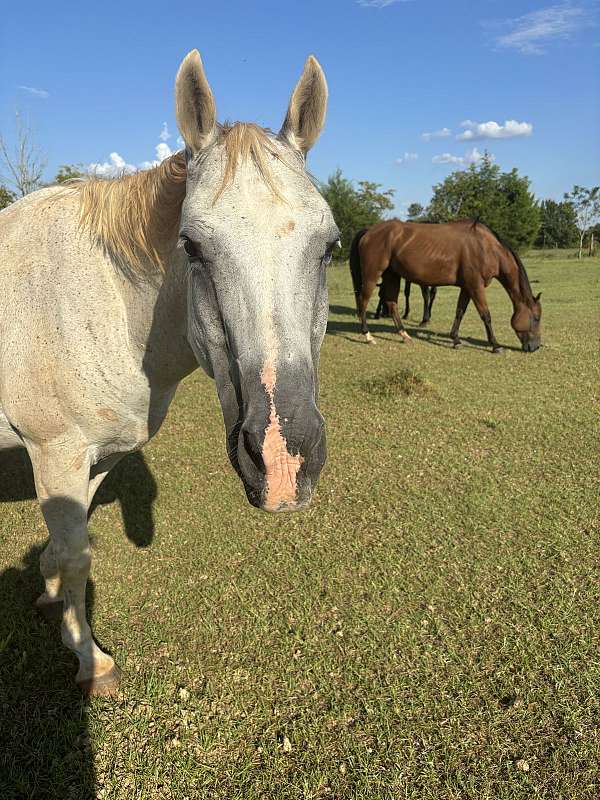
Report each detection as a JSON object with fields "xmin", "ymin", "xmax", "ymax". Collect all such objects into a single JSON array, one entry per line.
[
  {"xmin": 119, "ymin": 249, "xmax": 197, "ymax": 388},
  {"xmin": 498, "ymin": 253, "xmax": 534, "ymax": 312}
]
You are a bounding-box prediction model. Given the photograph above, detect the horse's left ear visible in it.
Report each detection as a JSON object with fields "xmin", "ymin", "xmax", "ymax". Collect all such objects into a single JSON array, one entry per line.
[
  {"xmin": 535, "ymin": 292, "xmax": 542, "ymax": 302},
  {"xmin": 279, "ymin": 55, "xmax": 328, "ymax": 156}
]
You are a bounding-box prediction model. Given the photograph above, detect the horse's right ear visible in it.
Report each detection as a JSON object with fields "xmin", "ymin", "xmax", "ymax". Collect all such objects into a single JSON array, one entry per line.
[
  {"xmin": 535, "ymin": 292, "xmax": 542, "ymax": 302},
  {"xmin": 175, "ymin": 50, "xmax": 217, "ymax": 153},
  {"xmin": 279, "ymin": 55, "xmax": 328, "ymax": 156}
]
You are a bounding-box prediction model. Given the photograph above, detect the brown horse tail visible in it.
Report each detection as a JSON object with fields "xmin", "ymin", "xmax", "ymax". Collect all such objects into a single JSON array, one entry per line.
[{"xmin": 349, "ymin": 228, "xmax": 369, "ymax": 314}]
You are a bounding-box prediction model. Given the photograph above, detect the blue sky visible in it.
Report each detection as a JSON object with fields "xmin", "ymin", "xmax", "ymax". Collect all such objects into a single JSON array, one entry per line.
[{"xmin": 1, "ymin": 0, "xmax": 598, "ymax": 214}]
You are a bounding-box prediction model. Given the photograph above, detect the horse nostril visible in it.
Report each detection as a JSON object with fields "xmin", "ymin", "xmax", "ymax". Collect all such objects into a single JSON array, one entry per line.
[{"xmin": 242, "ymin": 428, "xmax": 264, "ymax": 473}]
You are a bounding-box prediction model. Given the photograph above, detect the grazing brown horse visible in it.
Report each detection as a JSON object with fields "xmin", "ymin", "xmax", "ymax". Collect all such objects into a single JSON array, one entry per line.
[
  {"xmin": 349, "ymin": 219, "xmax": 542, "ymax": 352},
  {"xmin": 374, "ymin": 271, "xmax": 437, "ymax": 326}
]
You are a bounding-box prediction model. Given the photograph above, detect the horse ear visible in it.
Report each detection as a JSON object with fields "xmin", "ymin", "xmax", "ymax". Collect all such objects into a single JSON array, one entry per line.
[
  {"xmin": 279, "ymin": 55, "xmax": 328, "ymax": 156},
  {"xmin": 175, "ymin": 50, "xmax": 217, "ymax": 153},
  {"xmin": 535, "ymin": 292, "xmax": 542, "ymax": 302}
]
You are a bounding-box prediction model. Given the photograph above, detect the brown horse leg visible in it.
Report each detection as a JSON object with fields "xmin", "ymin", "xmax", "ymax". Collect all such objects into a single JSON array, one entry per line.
[
  {"xmin": 419, "ymin": 286, "xmax": 435, "ymax": 327},
  {"xmin": 471, "ymin": 287, "xmax": 503, "ymax": 353},
  {"xmin": 402, "ymin": 280, "xmax": 411, "ymax": 319},
  {"xmin": 358, "ymin": 279, "xmax": 379, "ymax": 344},
  {"xmin": 387, "ymin": 301, "xmax": 412, "ymax": 341},
  {"xmin": 450, "ymin": 288, "xmax": 470, "ymax": 347}
]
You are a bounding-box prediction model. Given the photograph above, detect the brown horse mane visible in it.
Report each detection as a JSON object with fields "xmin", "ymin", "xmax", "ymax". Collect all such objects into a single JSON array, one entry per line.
[{"xmin": 467, "ymin": 219, "xmax": 535, "ymax": 305}]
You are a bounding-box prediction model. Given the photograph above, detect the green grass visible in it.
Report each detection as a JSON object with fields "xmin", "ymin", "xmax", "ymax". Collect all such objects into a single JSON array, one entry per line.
[{"xmin": 1, "ymin": 255, "xmax": 599, "ymax": 799}]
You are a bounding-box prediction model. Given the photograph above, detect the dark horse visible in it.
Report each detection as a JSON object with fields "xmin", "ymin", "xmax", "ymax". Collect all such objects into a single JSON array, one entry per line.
[
  {"xmin": 374, "ymin": 271, "xmax": 437, "ymax": 326},
  {"xmin": 349, "ymin": 219, "xmax": 542, "ymax": 353}
]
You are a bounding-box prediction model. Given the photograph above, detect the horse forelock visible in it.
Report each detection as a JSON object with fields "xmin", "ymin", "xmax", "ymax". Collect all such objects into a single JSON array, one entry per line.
[{"xmin": 211, "ymin": 122, "xmax": 301, "ymax": 205}]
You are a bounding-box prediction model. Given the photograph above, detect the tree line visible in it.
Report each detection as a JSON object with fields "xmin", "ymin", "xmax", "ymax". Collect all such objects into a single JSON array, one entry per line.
[
  {"xmin": 322, "ymin": 154, "xmax": 599, "ymax": 260},
  {"xmin": 1, "ymin": 120, "xmax": 598, "ymax": 260}
]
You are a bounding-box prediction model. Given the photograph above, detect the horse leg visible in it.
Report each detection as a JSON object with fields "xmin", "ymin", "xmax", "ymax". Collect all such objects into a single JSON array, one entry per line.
[
  {"xmin": 387, "ymin": 301, "xmax": 412, "ymax": 342},
  {"xmin": 358, "ymin": 278, "xmax": 379, "ymax": 344},
  {"xmin": 450, "ymin": 288, "xmax": 470, "ymax": 348},
  {"xmin": 402, "ymin": 280, "xmax": 411, "ymax": 319},
  {"xmin": 30, "ymin": 442, "xmax": 121, "ymax": 696},
  {"xmin": 419, "ymin": 286, "xmax": 431, "ymax": 327},
  {"xmin": 470, "ymin": 286, "xmax": 503, "ymax": 353},
  {"xmin": 428, "ymin": 287, "xmax": 437, "ymax": 320}
]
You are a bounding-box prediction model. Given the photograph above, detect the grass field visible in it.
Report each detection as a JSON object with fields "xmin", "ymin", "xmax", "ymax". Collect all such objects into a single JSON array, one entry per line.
[{"xmin": 0, "ymin": 255, "xmax": 598, "ymax": 799}]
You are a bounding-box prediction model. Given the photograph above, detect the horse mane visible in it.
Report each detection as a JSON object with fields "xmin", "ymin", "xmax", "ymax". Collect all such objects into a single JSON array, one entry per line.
[
  {"xmin": 76, "ymin": 123, "xmax": 298, "ymax": 276},
  {"xmin": 77, "ymin": 151, "xmax": 187, "ymax": 275},
  {"xmin": 468, "ymin": 219, "xmax": 535, "ymax": 304}
]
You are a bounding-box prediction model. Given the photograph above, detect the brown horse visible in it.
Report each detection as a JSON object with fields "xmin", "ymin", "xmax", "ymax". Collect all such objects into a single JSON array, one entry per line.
[{"xmin": 349, "ymin": 219, "xmax": 542, "ymax": 353}]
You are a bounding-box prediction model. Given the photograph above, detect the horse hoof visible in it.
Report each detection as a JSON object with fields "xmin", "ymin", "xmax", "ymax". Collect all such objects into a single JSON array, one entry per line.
[
  {"xmin": 400, "ymin": 331, "xmax": 413, "ymax": 343},
  {"xmin": 77, "ymin": 664, "xmax": 122, "ymax": 698},
  {"xmin": 492, "ymin": 347, "xmax": 504, "ymax": 354},
  {"xmin": 36, "ymin": 597, "xmax": 63, "ymax": 622},
  {"xmin": 452, "ymin": 340, "xmax": 462, "ymax": 349},
  {"xmin": 418, "ymin": 320, "xmax": 430, "ymax": 328},
  {"xmin": 365, "ymin": 334, "xmax": 376, "ymax": 345}
]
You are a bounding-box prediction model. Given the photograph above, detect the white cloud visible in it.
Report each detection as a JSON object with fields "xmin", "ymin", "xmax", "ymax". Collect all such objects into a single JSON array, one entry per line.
[
  {"xmin": 357, "ymin": 0, "xmax": 412, "ymax": 7},
  {"xmin": 457, "ymin": 119, "xmax": 533, "ymax": 141},
  {"xmin": 432, "ymin": 147, "xmax": 493, "ymax": 167},
  {"xmin": 432, "ymin": 153, "xmax": 464, "ymax": 165},
  {"xmin": 421, "ymin": 127, "xmax": 452, "ymax": 141},
  {"xmin": 88, "ymin": 152, "xmax": 137, "ymax": 177},
  {"xmin": 493, "ymin": 3, "xmax": 587, "ymax": 55},
  {"xmin": 18, "ymin": 85, "xmax": 49, "ymax": 99},
  {"xmin": 159, "ymin": 122, "xmax": 171, "ymax": 142},
  {"xmin": 88, "ymin": 125, "xmax": 177, "ymax": 177},
  {"xmin": 395, "ymin": 152, "xmax": 418, "ymax": 164}
]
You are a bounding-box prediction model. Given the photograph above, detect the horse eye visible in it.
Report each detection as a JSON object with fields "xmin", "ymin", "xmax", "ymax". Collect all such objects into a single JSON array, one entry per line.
[
  {"xmin": 180, "ymin": 236, "xmax": 199, "ymax": 260},
  {"xmin": 322, "ymin": 239, "xmax": 340, "ymax": 267}
]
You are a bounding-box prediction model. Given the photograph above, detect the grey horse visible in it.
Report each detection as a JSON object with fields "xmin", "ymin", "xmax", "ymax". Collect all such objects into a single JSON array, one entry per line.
[{"xmin": 0, "ymin": 50, "xmax": 338, "ymax": 695}]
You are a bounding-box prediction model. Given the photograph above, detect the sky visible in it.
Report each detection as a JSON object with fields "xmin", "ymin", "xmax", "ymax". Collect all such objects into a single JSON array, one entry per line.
[{"xmin": 1, "ymin": 0, "xmax": 599, "ymax": 215}]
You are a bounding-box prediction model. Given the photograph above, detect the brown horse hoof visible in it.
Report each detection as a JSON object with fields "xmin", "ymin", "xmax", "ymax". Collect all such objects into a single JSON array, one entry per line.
[
  {"xmin": 36, "ymin": 597, "xmax": 63, "ymax": 622},
  {"xmin": 77, "ymin": 664, "xmax": 122, "ymax": 698},
  {"xmin": 452, "ymin": 340, "xmax": 462, "ymax": 349},
  {"xmin": 492, "ymin": 347, "xmax": 504, "ymax": 354},
  {"xmin": 418, "ymin": 320, "xmax": 430, "ymax": 328}
]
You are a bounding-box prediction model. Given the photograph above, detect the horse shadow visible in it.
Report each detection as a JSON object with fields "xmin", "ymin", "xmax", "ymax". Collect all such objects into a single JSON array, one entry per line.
[
  {"xmin": 327, "ymin": 303, "xmax": 522, "ymax": 352},
  {"xmin": 0, "ymin": 448, "xmax": 158, "ymax": 548},
  {"xmin": 0, "ymin": 449, "xmax": 158, "ymax": 797},
  {"xmin": 0, "ymin": 543, "xmax": 97, "ymax": 798}
]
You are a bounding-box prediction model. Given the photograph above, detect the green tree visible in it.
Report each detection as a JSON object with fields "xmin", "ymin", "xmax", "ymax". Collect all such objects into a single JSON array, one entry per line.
[
  {"xmin": 321, "ymin": 169, "xmax": 394, "ymax": 259},
  {"xmin": 534, "ymin": 199, "xmax": 578, "ymax": 248},
  {"xmin": 55, "ymin": 163, "xmax": 85, "ymax": 183},
  {"xmin": 428, "ymin": 154, "xmax": 540, "ymax": 251},
  {"xmin": 407, "ymin": 202, "xmax": 425, "ymax": 220},
  {"xmin": 564, "ymin": 185, "xmax": 600, "ymax": 259},
  {"xmin": 0, "ymin": 184, "xmax": 15, "ymax": 210}
]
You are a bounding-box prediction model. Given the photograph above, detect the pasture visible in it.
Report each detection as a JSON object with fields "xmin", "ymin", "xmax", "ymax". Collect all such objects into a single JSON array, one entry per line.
[{"xmin": 0, "ymin": 254, "xmax": 598, "ymax": 799}]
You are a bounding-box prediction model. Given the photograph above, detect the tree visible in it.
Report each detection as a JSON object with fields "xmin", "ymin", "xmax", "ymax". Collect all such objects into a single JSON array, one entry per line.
[
  {"xmin": 0, "ymin": 111, "xmax": 46, "ymax": 197},
  {"xmin": 321, "ymin": 169, "xmax": 394, "ymax": 259},
  {"xmin": 55, "ymin": 164, "xmax": 85, "ymax": 184},
  {"xmin": 0, "ymin": 184, "xmax": 15, "ymax": 210},
  {"xmin": 428, "ymin": 154, "xmax": 540, "ymax": 251},
  {"xmin": 407, "ymin": 202, "xmax": 425, "ymax": 220},
  {"xmin": 564, "ymin": 185, "xmax": 600, "ymax": 259},
  {"xmin": 535, "ymin": 199, "xmax": 578, "ymax": 249}
]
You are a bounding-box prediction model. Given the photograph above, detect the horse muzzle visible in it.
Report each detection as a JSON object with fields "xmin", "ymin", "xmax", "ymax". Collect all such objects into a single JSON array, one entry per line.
[{"xmin": 236, "ymin": 403, "xmax": 326, "ymax": 513}]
